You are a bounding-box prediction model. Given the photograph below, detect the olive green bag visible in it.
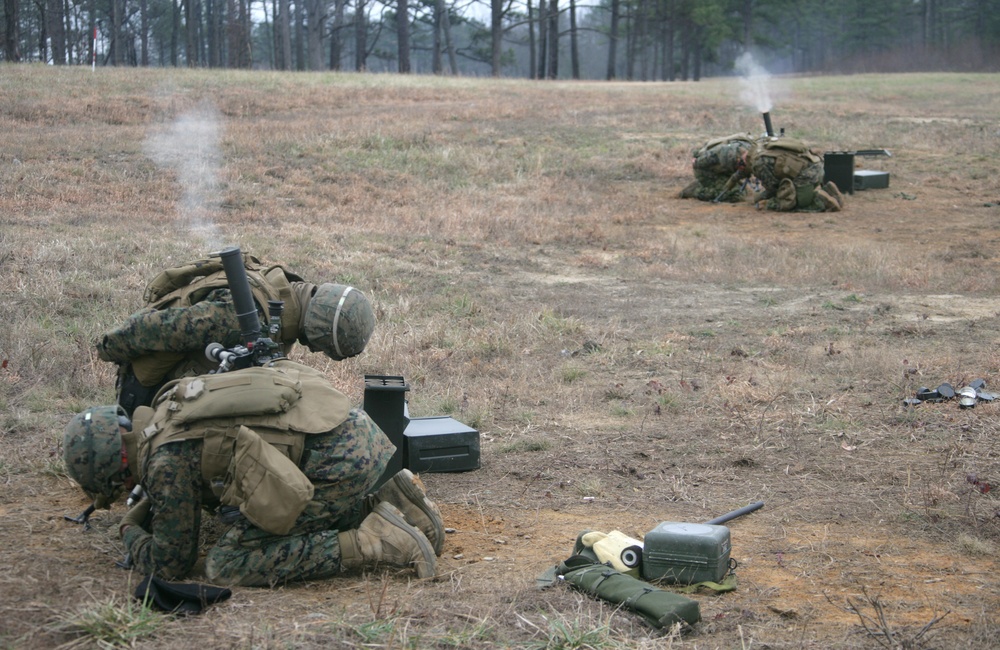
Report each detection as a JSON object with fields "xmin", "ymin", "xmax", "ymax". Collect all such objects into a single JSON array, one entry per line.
[{"xmin": 537, "ymin": 533, "xmax": 701, "ymax": 629}]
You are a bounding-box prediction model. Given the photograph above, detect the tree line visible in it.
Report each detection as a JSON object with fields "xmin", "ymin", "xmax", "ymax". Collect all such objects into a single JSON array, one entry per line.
[{"xmin": 3, "ymin": 0, "xmax": 998, "ymax": 78}]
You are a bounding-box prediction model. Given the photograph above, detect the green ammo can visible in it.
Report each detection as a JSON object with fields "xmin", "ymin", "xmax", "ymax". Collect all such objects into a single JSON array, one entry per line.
[{"xmin": 641, "ymin": 522, "xmax": 732, "ymax": 585}]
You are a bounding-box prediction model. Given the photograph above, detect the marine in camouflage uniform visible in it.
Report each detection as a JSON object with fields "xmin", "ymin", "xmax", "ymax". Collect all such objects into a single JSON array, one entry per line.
[
  {"xmin": 679, "ymin": 134, "xmax": 754, "ymax": 203},
  {"xmin": 734, "ymin": 137, "xmax": 844, "ymax": 212},
  {"xmin": 63, "ymin": 360, "xmax": 444, "ymax": 587},
  {"xmin": 128, "ymin": 408, "xmax": 394, "ymax": 585},
  {"xmin": 97, "ymin": 252, "xmax": 375, "ymax": 416}
]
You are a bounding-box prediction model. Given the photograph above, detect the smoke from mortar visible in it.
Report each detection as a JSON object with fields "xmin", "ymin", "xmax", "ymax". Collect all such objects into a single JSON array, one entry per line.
[
  {"xmin": 143, "ymin": 101, "xmax": 223, "ymax": 250},
  {"xmin": 735, "ymin": 52, "xmax": 773, "ymax": 114}
]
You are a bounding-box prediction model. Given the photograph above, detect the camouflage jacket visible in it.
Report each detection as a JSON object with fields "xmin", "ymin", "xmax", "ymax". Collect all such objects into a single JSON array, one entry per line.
[
  {"xmin": 691, "ymin": 133, "xmax": 754, "ymax": 184},
  {"xmin": 97, "ymin": 254, "xmax": 313, "ymax": 387}
]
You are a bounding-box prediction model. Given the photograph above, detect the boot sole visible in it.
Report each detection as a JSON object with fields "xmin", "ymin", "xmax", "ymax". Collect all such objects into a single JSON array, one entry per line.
[
  {"xmin": 393, "ymin": 470, "xmax": 445, "ymax": 556},
  {"xmin": 374, "ymin": 502, "xmax": 436, "ymax": 578}
]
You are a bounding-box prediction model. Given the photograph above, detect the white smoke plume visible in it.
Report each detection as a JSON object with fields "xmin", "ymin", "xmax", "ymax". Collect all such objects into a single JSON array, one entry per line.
[
  {"xmin": 143, "ymin": 101, "xmax": 224, "ymax": 249},
  {"xmin": 735, "ymin": 51, "xmax": 773, "ymax": 113}
]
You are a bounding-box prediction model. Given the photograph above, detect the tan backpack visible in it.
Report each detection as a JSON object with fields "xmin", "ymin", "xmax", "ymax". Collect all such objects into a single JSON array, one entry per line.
[{"xmin": 756, "ymin": 138, "xmax": 821, "ymax": 180}]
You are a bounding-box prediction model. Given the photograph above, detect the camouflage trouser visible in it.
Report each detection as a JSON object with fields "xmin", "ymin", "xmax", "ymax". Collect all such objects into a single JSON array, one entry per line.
[{"xmin": 204, "ymin": 408, "xmax": 394, "ymax": 587}]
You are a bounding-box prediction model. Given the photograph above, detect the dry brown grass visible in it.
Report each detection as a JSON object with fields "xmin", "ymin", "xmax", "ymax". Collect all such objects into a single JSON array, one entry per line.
[{"xmin": 2, "ymin": 63, "xmax": 1000, "ymax": 648}]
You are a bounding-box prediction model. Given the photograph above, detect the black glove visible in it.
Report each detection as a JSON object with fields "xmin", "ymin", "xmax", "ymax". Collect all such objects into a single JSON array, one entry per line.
[
  {"xmin": 119, "ymin": 497, "xmax": 151, "ymax": 538},
  {"xmin": 134, "ymin": 575, "xmax": 232, "ymax": 615}
]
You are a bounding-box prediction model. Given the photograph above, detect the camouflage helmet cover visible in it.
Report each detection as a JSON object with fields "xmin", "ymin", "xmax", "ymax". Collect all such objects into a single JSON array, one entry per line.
[
  {"xmin": 303, "ymin": 284, "xmax": 375, "ymax": 360},
  {"xmin": 63, "ymin": 406, "xmax": 127, "ymax": 509}
]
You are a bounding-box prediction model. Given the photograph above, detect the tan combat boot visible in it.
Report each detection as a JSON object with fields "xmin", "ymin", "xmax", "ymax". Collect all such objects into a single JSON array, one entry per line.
[
  {"xmin": 822, "ymin": 181, "xmax": 845, "ymax": 209},
  {"xmin": 776, "ymin": 178, "xmax": 798, "ymax": 211},
  {"xmin": 364, "ymin": 469, "xmax": 445, "ymax": 555},
  {"xmin": 339, "ymin": 502, "xmax": 436, "ymax": 578},
  {"xmin": 816, "ymin": 188, "xmax": 842, "ymax": 212}
]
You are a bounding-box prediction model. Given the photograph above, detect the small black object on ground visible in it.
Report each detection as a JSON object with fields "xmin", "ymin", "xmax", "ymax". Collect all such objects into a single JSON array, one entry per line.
[{"xmin": 904, "ymin": 379, "xmax": 992, "ymax": 409}]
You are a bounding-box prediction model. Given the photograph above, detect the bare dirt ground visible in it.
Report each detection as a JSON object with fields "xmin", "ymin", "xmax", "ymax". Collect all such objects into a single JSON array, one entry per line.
[
  {"xmin": 420, "ymin": 178, "xmax": 1000, "ymax": 648},
  {"xmin": 2, "ymin": 69, "xmax": 999, "ymax": 649}
]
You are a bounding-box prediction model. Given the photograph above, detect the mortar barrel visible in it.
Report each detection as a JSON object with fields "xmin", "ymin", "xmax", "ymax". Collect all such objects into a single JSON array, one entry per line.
[
  {"xmin": 704, "ymin": 501, "xmax": 764, "ymax": 525},
  {"xmin": 762, "ymin": 112, "xmax": 775, "ymax": 137},
  {"xmin": 218, "ymin": 246, "xmax": 262, "ymax": 345}
]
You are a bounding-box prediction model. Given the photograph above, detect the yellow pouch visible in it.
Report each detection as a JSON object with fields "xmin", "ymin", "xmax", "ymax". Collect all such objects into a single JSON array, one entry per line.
[{"xmin": 581, "ymin": 530, "xmax": 644, "ymax": 578}]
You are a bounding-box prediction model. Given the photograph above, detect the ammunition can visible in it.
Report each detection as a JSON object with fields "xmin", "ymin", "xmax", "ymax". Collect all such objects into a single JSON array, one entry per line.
[{"xmin": 641, "ymin": 522, "xmax": 731, "ymax": 585}]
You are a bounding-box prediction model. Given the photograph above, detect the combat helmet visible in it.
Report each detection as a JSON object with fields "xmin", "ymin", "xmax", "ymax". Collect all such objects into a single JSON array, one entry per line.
[
  {"xmin": 63, "ymin": 406, "xmax": 130, "ymax": 508},
  {"xmin": 303, "ymin": 284, "xmax": 375, "ymax": 361}
]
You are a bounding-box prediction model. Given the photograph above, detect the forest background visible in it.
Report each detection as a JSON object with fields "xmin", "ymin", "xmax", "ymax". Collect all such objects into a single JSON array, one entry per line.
[{"xmin": 2, "ymin": 0, "xmax": 999, "ymax": 79}]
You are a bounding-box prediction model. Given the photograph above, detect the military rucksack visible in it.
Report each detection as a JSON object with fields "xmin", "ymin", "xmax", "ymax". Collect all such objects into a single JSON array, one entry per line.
[
  {"xmin": 754, "ymin": 138, "xmax": 821, "ymax": 180},
  {"xmin": 143, "ymin": 251, "xmax": 304, "ymax": 332}
]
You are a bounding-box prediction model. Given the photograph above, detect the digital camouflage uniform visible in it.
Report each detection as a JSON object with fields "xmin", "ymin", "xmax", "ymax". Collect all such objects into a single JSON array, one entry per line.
[
  {"xmin": 123, "ymin": 360, "xmax": 395, "ymax": 587},
  {"xmin": 98, "ymin": 254, "xmax": 374, "ymax": 417},
  {"xmin": 99, "ymin": 287, "xmax": 265, "ymax": 375},
  {"xmin": 744, "ymin": 137, "xmax": 840, "ymax": 212},
  {"xmin": 97, "ymin": 254, "xmax": 311, "ymax": 410},
  {"xmin": 679, "ymin": 134, "xmax": 754, "ymax": 202}
]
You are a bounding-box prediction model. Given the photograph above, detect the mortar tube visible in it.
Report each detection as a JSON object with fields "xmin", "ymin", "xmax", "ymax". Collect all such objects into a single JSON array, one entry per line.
[
  {"xmin": 762, "ymin": 112, "xmax": 775, "ymax": 138},
  {"xmin": 704, "ymin": 500, "xmax": 764, "ymax": 525},
  {"xmin": 217, "ymin": 246, "xmax": 262, "ymax": 345}
]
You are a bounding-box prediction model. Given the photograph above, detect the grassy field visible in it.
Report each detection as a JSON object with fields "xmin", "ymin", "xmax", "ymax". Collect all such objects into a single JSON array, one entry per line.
[{"xmin": 2, "ymin": 64, "xmax": 999, "ymax": 649}]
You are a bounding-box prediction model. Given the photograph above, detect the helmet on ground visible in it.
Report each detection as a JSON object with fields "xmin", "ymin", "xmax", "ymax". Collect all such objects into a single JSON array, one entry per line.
[
  {"xmin": 303, "ymin": 284, "xmax": 375, "ymax": 361},
  {"xmin": 63, "ymin": 406, "xmax": 129, "ymax": 509}
]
